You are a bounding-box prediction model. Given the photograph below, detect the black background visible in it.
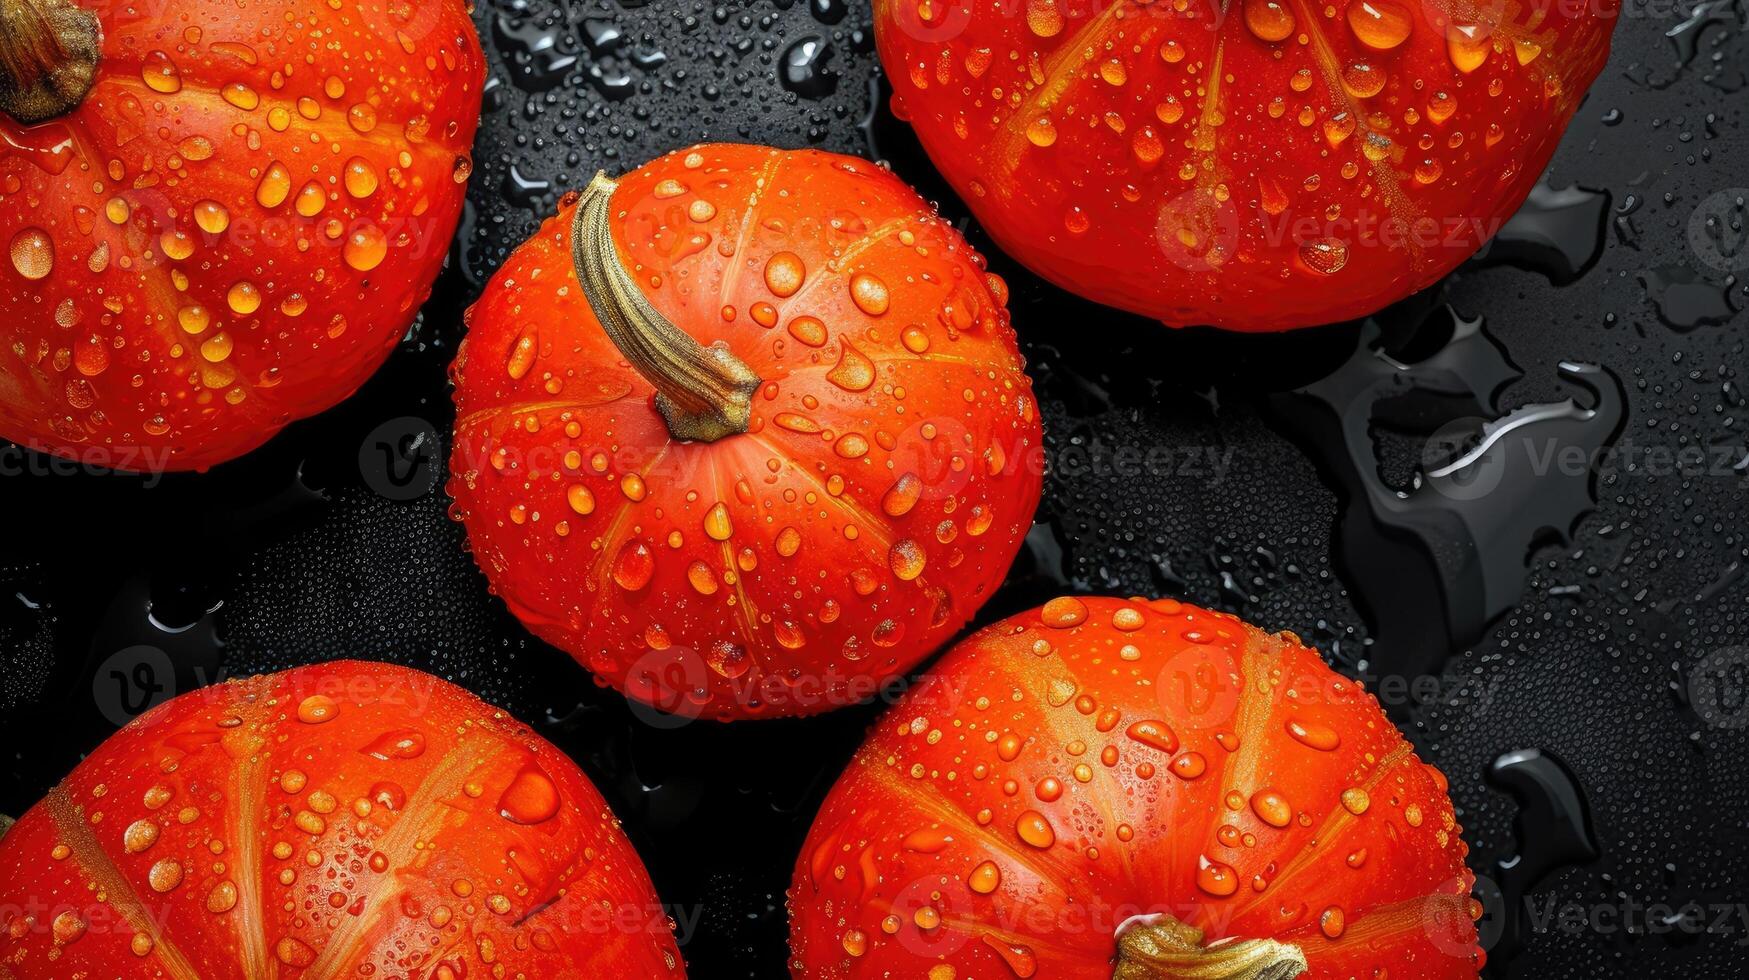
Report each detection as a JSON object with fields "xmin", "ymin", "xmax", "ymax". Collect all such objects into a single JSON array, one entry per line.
[{"xmin": 3, "ymin": 0, "xmax": 1748, "ymax": 975}]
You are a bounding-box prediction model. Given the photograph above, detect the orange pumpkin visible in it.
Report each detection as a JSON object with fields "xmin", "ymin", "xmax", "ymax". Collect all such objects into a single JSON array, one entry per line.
[
  {"xmin": 790, "ymin": 596, "xmax": 1480, "ymax": 977},
  {"xmin": 449, "ymin": 144, "xmax": 1044, "ymax": 721},
  {"xmin": 0, "ymin": 0, "xmax": 482, "ymax": 470},
  {"xmin": 0, "ymin": 662, "xmax": 685, "ymax": 977}
]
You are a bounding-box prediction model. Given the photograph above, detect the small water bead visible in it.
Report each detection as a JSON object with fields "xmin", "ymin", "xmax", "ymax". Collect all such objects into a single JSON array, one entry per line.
[
  {"xmin": 841, "ymin": 930, "xmax": 868, "ymax": 956},
  {"xmin": 1341, "ymin": 62, "xmax": 1386, "ymax": 98},
  {"xmin": 887, "ymin": 539, "xmax": 926, "ymax": 581},
  {"xmin": 686, "ymin": 561, "xmax": 719, "ymax": 595},
  {"xmin": 1015, "ymin": 810, "xmax": 1054, "ymax": 848},
  {"xmin": 706, "ymin": 640, "xmax": 750, "ymax": 678},
  {"xmin": 787, "ymin": 316, "xmax": 827, "ymax": 347},
  {"xmin": 882, "ymin": 473, "xmax": 922, "ymax": 517},
  {"xmin": 1243, "ymin": 0, "xmax": 1295, "ymax": 41},
  {"xmin": 344, "ymin": 157, "xmax": 380, "ymax": 198},
  {"xmin": 221, "ymin": 83, "xmax": 260, "ymax": 110},
  {"xmin": 967, "ymin": 861, "xmax": 1001, "ymax": 894},
  {"xmin": 361, "ymin": 729, "xmax": 426, "ymax": 760},
  {"xmin": 1025, "ymin": 116, "xmax": 1057, "ymax": 148},
  {"xmin": 764, "ymin": 251, "xmax": 806, "ymax": 296},
  {"xmin": 52, "ymin": 910, "xmax": 86, "ymax": 944},
  {"xmin": 849, "ymin": 273, "xmax": 890, "ymax": 315},
  {"xmin": 1341, "ymin": 787, "xmax": 1371, "ymax": 814},
  {"xmin": 826, "ymin": 339, "xmax": 876, "ymax": 391},
  {"xmin": 498, "ymin": 765, "xmax": 561, "ymax": 824},
  {"xmin": 612, "ymin": 541, "xmax": 656, "ymax": 590},
  {"xmin": 9, "ymin": 228, "xmax": 53, "ymax": 280},
  {"xmin": 147, "ymin": 858, "xmax": 184, "ymax": 892},
  {"xmin": 276, "ymin": 937, "xmax": 316, "ymax": 967},
  {"xmin": 1126, "ymin": 720, "xmax": 1178, "ymax": 754},
  {"xmin": 1196, "ymin": 856, "xmax": 1239, "ymax": 897},
  {"xmin": 1169, "ymin": 752, "xmax": 1207, "ymax": 779},
  {"xmin": 194, "ymin": 201, "xmax": 230, "ymax": 234},
  {"xmin": 1040, "ymin": 596, "xmax": 1087, "ymax": 628},
  {"xmin": 1348, "ymin": 0, "xmax": 1413, "ymax": 48},
  {"xmin": 775, "ymin": 526, "xmax": 802, "ymax": 557},
  {"xmin": 1250, "ymin": 790, "xmax": 1293, "ymax": 828},
  {"xmin": 257, "ymin": 163, "xmax": 292, "ymax": 208},
  {"xmin": 1285, "ymin": 718, "xmax": 1342, "ymax": 750},
  {"xmin": 1446, "ymin": 24, "xmax": 1491, "ymax": 72},
  {"xmin": 1026, "ymin": 0, "xmax": 1063, "ymax": 36},
  {"xmin": 1298, "ymin": 238, "xmax": 1350, "ymax": 275},
  {"xmin": 297, "ymin": 695, "xmax": 338, "ymax": 724},
  {"xmin": 1319, "ymin": 906, "xmax": 1346, "ymax": 938},
  {"xmin": 344, "ymin": 225, "xmax": 388, "ymax": 272},
  {"xmin": 295, "ymin": 182, "xmax": 326, "ymax": 218},
  {"xmin": 142, "ymin": 51, "xmax": 182, "ymax": 93},
  {"xmin": 123, "ymin": 819, "xmax": 159, "ymax": 853},
  {"xmin": 207, "ymin": 881, "xmax": 239, "ymax": 913}
]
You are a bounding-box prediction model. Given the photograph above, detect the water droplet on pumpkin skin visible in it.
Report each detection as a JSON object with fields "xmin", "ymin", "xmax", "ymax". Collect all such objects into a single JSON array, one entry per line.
[
  {"xmin": 706, "ymin": 640, "xmax": 751, "ymax": 678},
  {"xmin": 10, "ymin": 228, "xmax": 53, "ymax": 280},
  {"xmin": 1250, "ymin": 790, "xmax": 1293, "ymax": 827},
  {"xmin": 344, "ymin": 157, "xmax": 380, "ymax": 198},
  {"xmin": 228, "ymin": 281, "xmax": 262, "ymax": 316},
  {"xmin": 51, "ymin": 910, "xmax": 85, "ymax": 944},
  {"xmin": 1286, "ymin": 719, "xmax": 1342, "ymax": 750},
  {"xmin": 1197, "ymin": 856, "xmax": 1239, "ymax": 896},
  {"xmin": 826, "ymin": 339, "xmax": 876, "ymax": 391},
  {"xmin": 1243, "ymin": 0, "xmax": 1295, "ymax": 41},
  {"xmin": 344, "ymin": 225, "xmax": 388, "ymax": 271},
  {"xmin": 612, "ymin": 541, "xmax": 655, "ymax": 590},
  {"xmin": 1348, "ymin": 0, "xmax": 1414, "ymax": 48},
  {"xmin": 888, "ymin": 539, "xmax": 926, "ymax": 581},
  {"xmin": 1446, "ymin": 24, "xmax": 1491, "ymax": 73},
  {"xmin": 1126, "ymin": 720, "xmax": 1178, "ymax": 754},
  {"xmin": 788, "ymin": 316, "xmax": 827, "ymax": 347},
  {"xmin": 497, "ymin": 765, "xmax": 562, "ymax": 824},
  {"xmin": 506, "ymin": 327, "xmax": 537, "ymax": 380},
  {"xmin": 567, "ymin": 485, "xmax": 595, "ymax": 515},
  {"xmin": 361, "ymin": 729, "xmax": 426, "ymax": 760},
  {"xmin": 297, "ymin": 695, "xmax": 338, "ymax": 724},
  {"xmin": 1025, "ymin": 116, "xmax": 1058, "ymax": 147},
  {"xmin": 1040, "ymin": 596, "xmax": 1087, "ymax": 627},
  {"xmin": 1341, "ymin": 787, "xmax": 1371, "ymax": 814},
  {"xmin": 1299, "ymin": 238, "xmax": 1350, "ymax": 275},
  {"xmin": 142, "ymin": 51, "xmax": 182, "ymax": 93},
  {"xmin": 194, "ymin": 200, "xmax": 230, "ymax": 234},
  {"xmin": 123, "ymin": 819, "xmax": 159, "ymax": 853},
  {"xmin": 849, "ymin": 273, "xmax": 889, "ymax": 315},
  {"xmin": 1015, "ymin": 810, "xmax": 1054, "ymax": 848},
  {"xmin": 276, "ymin": 937, "xmax": 316, "ymax": 967},
  {"xmin": 206, "ymin": 880, "xmax": 239, "ymax": 913},
  {"xmin": 882, "ymin": 473, "xmax": 922, "ymax": 517},
  {"xmin": 968, "ymin": 860, "xmax": 1001, "ymax": 894},
  {"xmin": 841, "ymin": 929, "xmax": 868, "ymax": 956},
  {"xmin": 147, "ymin": 858, "xmax": 184, "ymax": 892},
  {"xmin": 764, "ymin": 251, "xmax": 805, "ymax": 297},
  {"xmin": 257, "ymin": 163, "xmax": 291, "ymax": 208}
]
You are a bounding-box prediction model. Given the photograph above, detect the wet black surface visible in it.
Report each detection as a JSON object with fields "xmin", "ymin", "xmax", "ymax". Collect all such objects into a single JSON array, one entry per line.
[{"xmin": 3, "ymin": 0, "xmax": 1749, "ymax": 976}]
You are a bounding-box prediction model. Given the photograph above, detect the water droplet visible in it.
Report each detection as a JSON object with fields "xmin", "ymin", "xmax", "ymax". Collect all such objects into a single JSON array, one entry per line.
[
  {"xmin": 1244, "ymin": 0, "xmax": 1296, "ymax": 41},
  {"xmin": 1285, "ymin": 718, "xmax": 1342, "ymax": 750},
  {"xmin": 1250, "ymin": 790, "xmax": 1293, "ymax": 827},
  {"xmin": 297, "ymin": 695, "xmax": 338, "ymax": 724},
  {"xmin": 1040, "ymin": 596, "xmax": 1087, "ymax": 627},
  {"xmin": 888, "ymin": 539, "xmax": 926, "ymax": 581},
  {"xmin": 1015, "ymin": 810, "xmax": 1054, "ymax": 848},
  {"xmin": 1126, "ymin": 720, "xmax": 1179, "ymax": 754},
  {"xmin": 764, "ymin": 251, "xmax": 806, "ymax": 297},
  {"xmin": 1196, "ymin": 856, "xmax": 1238, "ymax": 896},
  {"xmin": 612, "ymin": 541, "xmax": 655, "ymax": 590},
  {"xmin": 142, "ymin": 51, "xmax": 182, "ymax": 93},
  {"xmin": 1347, "ymin": 0, "xmax": 1413, "ymax": 48},
  {"xmin": 849, "ymin": 273, "xmax": 889, "ymax": 315},
  {"xmin": 344, "ymin": 225, "xmax": 388, "ymax": 272},
  {"xmin": 1299, "ymin": 238, "xmax": 1350, "ymax": 275},
  {"xmin": 968, "ymin": 861, "xmax": 1000, "ymax": 894},
  {"xmin": 344, "ymin": 157, "xmax": 380, "ymax": 198},
  {"xmin": 257, "ymin": 162, "xmax": 292, "ymax": 208},
  {"xmin": 498, "ymin": 765, "xmax": 562, "ymax": 824},
  {"xmin": 10, "ymin": 228, "xmax": 54, "ymax": 280}
]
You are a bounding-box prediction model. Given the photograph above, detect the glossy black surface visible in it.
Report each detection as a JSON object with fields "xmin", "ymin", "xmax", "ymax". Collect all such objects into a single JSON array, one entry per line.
[{"xmin": 3, "ymin": 0, "xmax": 1747, "ymax": 976}]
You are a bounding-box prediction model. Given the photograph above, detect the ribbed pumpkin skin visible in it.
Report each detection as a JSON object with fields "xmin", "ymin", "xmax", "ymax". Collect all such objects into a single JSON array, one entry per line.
[
  {"xmin": 0, "ymin": 0, "xmax": 483, "ymax": 470},
  {"xmin": 0, "ymin": 662, "xmax": 685, "ymax": 978},
  {"xmin": 788, "ymin": 596, "xmax": 1480, "ymax": 978},
  {"xmin": 872, "ymin": 0, "xmax": 1616, "ymax": 330},
  {"xmin": 449, "ymin": 144, "xmax": 1043, "ymax": 721}
]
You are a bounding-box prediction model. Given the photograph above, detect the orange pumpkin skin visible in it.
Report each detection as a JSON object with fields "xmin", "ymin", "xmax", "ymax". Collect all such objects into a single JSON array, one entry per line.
[
  {"xmin": 0, "ymin": 0, "xmax": 482, "ymax": 471},
  {"xmin": 0, "ymin": 662, "xmax": 685, "ymax": 978},
  {"xmin": 449, "ymin": 144, "xmax": 1044, "ymax": 722},
  {"xmin": 872, "ymin": 0, "xmax": 1616, "ymax": 330},
  {"xmin": 789, "ymin": 597, "xmax": 1480, "ymax": 977}
]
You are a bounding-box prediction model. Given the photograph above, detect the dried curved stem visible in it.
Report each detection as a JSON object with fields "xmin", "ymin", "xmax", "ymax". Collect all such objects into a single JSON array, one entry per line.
[
  {"xmin": 0, "ymin": 0, "xmax": 100, "ymax": 124},
  {"xmin": 1114, "ymin": 915, "xmax": 1307, "ymax": 980},
  {"xmin": 571, "ymin": 171, "xmax": 760, "ymax": 443}
]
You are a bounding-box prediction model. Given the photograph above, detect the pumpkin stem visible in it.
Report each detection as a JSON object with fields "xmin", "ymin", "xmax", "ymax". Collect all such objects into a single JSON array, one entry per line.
[
  {"xmin": 1114, "ymin": 915, "xmax": 1307, "ymax": 980},
  {"xmin": 0, "ymin": 0, "xmax": 100, "ymax": 124},
  {"xmin": 571, "ymin": 170, "xmax": 760, "ymax": 443}
]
